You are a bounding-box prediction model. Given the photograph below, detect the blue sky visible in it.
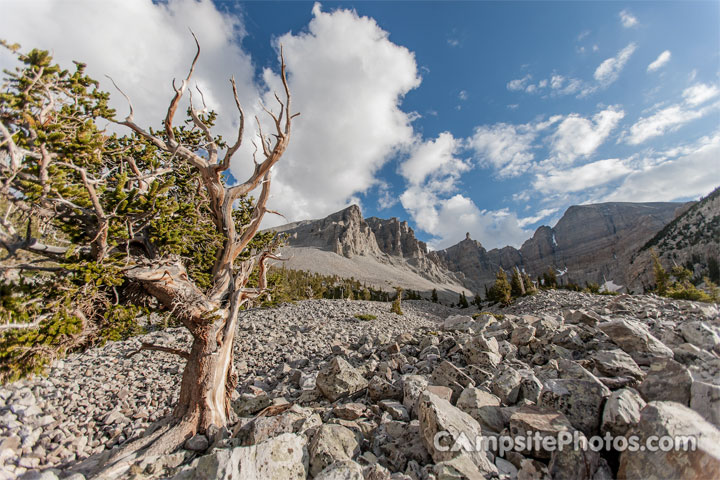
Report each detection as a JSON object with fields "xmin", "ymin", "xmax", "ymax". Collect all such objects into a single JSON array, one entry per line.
[{"xmin": 2, "ymin": 1, "xmax": 718, "ymax": 249}]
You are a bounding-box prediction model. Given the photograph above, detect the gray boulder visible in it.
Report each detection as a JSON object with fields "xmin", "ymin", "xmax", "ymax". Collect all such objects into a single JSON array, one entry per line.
[
  {"xmin": 592, "ymin": 349, "xmax": 644, "ymax": 381},
  {"xmin": 638, "ymin": 358, "xmax": 692, "ymax": 405},
  {"xmin": 417, "ymin": 390, "xmax": 497, "ymax": 476},
  {"xmin": 309, "ymin": 424, "xmax": 360, "ymax": 477},
  {"xmin": 172, "ymin": 433, "xmax": 307, "ymax": 480},
  {"xmin": 601, "ymin": 388, "xmax": 645, "ymax": 437},
  {"xmin": 539, "ymin": 378, "xmax": 608, "ymax": 436},
  {"xmin": 508, "ymin": 406, "xmax": 572, "ymax": 459},
  {"xmin": 314, "ymin": 460, "xmax": 364, "ymax": 480},
  {"xmin": 618, "ymin": 401, "xmax": 720, "ymax": 479},
  {"xmin": 316, "ymin": 357, "xmax": 368, "ymax": 402},
  {"xmin": 680, "ymin": 321, "xmax": 720, "ymax": 353},
  {"xmin": 691, "ymin": 380, "xmax": 720, "ymax": 427},
  {"xmin": 456, "ymin": 387, "xmax": 505, "ymax": 433},
  {"xmin": 599, "ymin": 319, "xmax": 673, "ymax": 366}
]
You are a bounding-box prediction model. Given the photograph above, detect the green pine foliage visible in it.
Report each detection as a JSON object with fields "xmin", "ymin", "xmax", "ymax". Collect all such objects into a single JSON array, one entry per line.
[
  {"xmin": 487, "ymin": 269, "xmax": 512, "ymax": 306},
  {"xmin": 256, "ymin": 267, "xmax": 392, "ymax": 306},
  {"xmin": 542, "ymin": 268, "xmax": 558, "ymax": 288},
  {"xmin": 0, "ymin": 46, "xmax": 277, "ymax": 381},
  {"xmin": 431, "ymin": 289, "xmax": 439, "ymax": 303},
  {"xmin": 472, "ymin": 293, "xmax": 482, "ymax": 308},
  {"xmin": 391, "ymin": 287, "xmax": 403, "ymax": 315},
  {"xmin": 521, "ymin": 272, "xmax": 537, "ymax": 294},
  {"xmin": 651, "ymin": 253, "xmax": 718, "ymax": 303},
  {"xmin": 458, "ymin": 292, "xmax": 469, "ymax": 308},
  {"xmin": 510, "ymin": 269, "xmax": 525, "ymax": 297}
]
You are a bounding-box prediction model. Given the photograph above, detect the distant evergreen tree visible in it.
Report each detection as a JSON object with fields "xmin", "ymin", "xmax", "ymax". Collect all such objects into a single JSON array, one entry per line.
[
  {"xmin": 652, "ymin": 251, "xmax": 670, "ymax": 295},
  {"xmin": 431, "ymin": 288, "xmax": 439, "ymax": 303},
  {"xmin": 521, "ymin": 272, "xmax": 536, "ymax": 294},
  {"xmin": 458, "ymin": 292, "xmax": 469, "ymax": 308},
  {"xmin": 542, "ymin": 268, "xmax": 558, "ymax": 289},
  {"xmin": 391, "ymin": 287, "xmax": 404, "ymax": 315},
  {"xmin": 510, "ymin": 267, "xmax": 526, "ymax": 297},
  {"xmin": 473, "ymin": 293, "xmax": 482, "ymax": 308},
  {"xmin": 487, "ymin": 269, "xmax": 512, "ymax": 306}
]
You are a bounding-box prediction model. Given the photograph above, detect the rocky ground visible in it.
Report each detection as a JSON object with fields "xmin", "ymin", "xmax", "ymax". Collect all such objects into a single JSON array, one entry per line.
[{"xmin": 1, "ymin": 291, "xmax": 719, "ymax": 479}]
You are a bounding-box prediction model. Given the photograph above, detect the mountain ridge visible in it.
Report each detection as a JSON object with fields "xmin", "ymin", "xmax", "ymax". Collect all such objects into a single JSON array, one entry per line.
[{"xmin": 269, "ymin": 197, "xmax": 708, "ymax": 296}]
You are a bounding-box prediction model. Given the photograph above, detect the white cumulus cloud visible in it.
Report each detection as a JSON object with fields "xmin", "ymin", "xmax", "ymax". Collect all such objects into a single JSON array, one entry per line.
[
  {"xmin": 0, "ymin": 0, "xmax": 258, "ymax": 141},
  {"xmin": 647, "ymin": 50, "xmax": 671, "ymax": 72},
  {"xmin": 625, "ymin": 84, "xmax": 720, "ymax": 144},
  {"xmin": 399, "ymin": 132, "xmax": 468, "ymax": 189},
  {"xmin": 547, "ymin": 106, "xmax": 625, "ymax": 165},
  {"xmin": 594, "ymin": 43, "xmax": 637, "ymax": 86},
  {"xmin": 607, "ymin": 131, "xmax": 720, "ymax": 201},
  {"xmin": 507, "ymin": 74, "xmax": 532, "ymax": 92},
  {"xmin": 533, "ymin": 158, "xmax": 633, "ymax": 194},
  {"xmin": 468, "ymin": 124, "xmax": 537, "ymax": 178},
  {"xmin": 401, "ymin": 191, "xmax": 531, "ymax": 250},
  {"xmin": 518, "ymin": 208, "xmax": 560, "ymax": 228},
  {"xmin": 682, "ymin": 83, "xmax": 720, "ymax": 106},
  {"xmin": 619, "ymin": 9, "xmax": 638, "ymax": 28},
  {"xmin": 260, "ymin": 3, "xmax": 422, "ymax": 224}
]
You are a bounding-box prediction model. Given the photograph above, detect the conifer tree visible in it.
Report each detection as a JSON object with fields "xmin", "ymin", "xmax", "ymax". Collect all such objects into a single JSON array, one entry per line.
[
  {"xmin": 458, "ymin": 292, "xmax": 469, "ymax": 308},
  {"xmin": 391, "ymin": 287, "xmax": 403, "ymax": 315},
  {"xmin": 521, "ymin": 272, "xmax": 536, "ymax": 294},
  {"xmin": 431, "ymin": 288, "xmax": 439, "ymax": 303},
  {"xmin": 473, "ymin": 293, "xmax": 482, "ymax": 308},
  {"xmin": 510, "ymin": 266, "xmax": 526, "ymax": 297},
  {"xmin": 652, "ymin": 251, "xmax": 669, "ymax": 296},
  {"xmin": 0, "ymin": 39, "xmax": 296, "ymax": 472},
  {"xmin": 487, "ymin": 268, "xmax": 512, "ymax": 306}
]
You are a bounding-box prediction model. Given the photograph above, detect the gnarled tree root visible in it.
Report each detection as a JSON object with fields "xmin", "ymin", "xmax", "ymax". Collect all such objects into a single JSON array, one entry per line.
[{"xmin": 66, "ymin": 416, "xmax": 196, "ymax": 479}]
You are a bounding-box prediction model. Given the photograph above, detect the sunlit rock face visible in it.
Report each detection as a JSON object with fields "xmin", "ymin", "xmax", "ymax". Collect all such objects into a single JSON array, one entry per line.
[{"xmin": 431, "ymin": 201, "xmax": 685, "ymax": 293}]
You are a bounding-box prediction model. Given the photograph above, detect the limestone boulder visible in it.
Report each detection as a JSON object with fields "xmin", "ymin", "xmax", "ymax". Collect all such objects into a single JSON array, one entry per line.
[
  {"xmin": 618, "ymin": 401, "xmax": 720, "ymax": 480},
  {"xmin": 417, "ymin": 390, "xmax": 497, "ymax": 476},
  {"xmin": 599, "ymin": 319, "xmax": 673, "ymax": 366},
  {"xmin": 592, "ymin": 349, "xmax": 644, "ymax": 381},
  {"xmin": 637, "ymin": 358, "xmax": 692, "ymax": 405},
  {"xmin": 456, "ymin": 387, "xmax": 505, "ymax": 434},
  {"xmin": 309, "ymin": 424, "xmax": 361, "ymax": 477},
  {"xmin": 316, "ymin": 357, "xmax": 368, "ymax": 402},
  {"xmin": 172, "ymin": 433, "xmax": 307, "ymax": 480},
  {"xmin": 508, "ymin": 406, "xmax": 572, "ymax": 459},
  {"xmin": 601, "ymin": 388, "xmax": 645, "ymax": 437},
  {"xmin": 691, "ymin": 380, "xmax": 720, "ymax": 427},
  {"xmin": 538, "ymin": 378, "xmax": 608, "ymax": 436},
  {"xmin": 680, "ymin": 321, "xmax": 720, "ymax": 353}
]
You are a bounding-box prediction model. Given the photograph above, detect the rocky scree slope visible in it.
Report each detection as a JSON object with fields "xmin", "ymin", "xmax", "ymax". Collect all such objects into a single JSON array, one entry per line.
[
  {"xmin": 431, "ymin": 202, "xmax": 688, "ymax": 293},
  {"xmin": 2, "ymin": 292, "xmax": 720, "ymax": 479},
  {"xmin": 270, "ymin": 206, "xmax": 469, "ymax": 299},
  {"xmin": 628, "ymin": 186, "xmax": 720, "ymax": 292}
]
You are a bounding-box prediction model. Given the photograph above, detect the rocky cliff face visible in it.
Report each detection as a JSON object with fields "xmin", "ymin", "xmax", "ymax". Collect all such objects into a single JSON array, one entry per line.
[
  {"xmin": 432, "ymin": 202, "xmax": 687, "ymax": 292},
  {"xmin": 272, "ymin": 199, "xmax": 702, "ymax": 295},
  {"xmin": 428, "ymin": 234, "xmax": 519, "ymax": 293},
  {"xmin": 628, "ymin": 187, "xmax": 720, "ymax": 291},
  {"xmin": 520, "ymin": 202, "xmax": 687, "ymax": 289},
  {"xmin": 273, "ymin": 205, "xmax": 383, "ymax": 258},
  {"xmin": 365, "ymin": 217, "xmax": 427, "ymax": 259},
  {"xmin": 270, "ymin": 206, "xmax": 468, "ymax": 296}
]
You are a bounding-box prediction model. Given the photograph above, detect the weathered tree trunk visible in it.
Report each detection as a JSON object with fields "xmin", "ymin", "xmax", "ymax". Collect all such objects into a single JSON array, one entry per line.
[{"xmin": 75, "ymin": 37, "xmax": 295, "ymax": 478}]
